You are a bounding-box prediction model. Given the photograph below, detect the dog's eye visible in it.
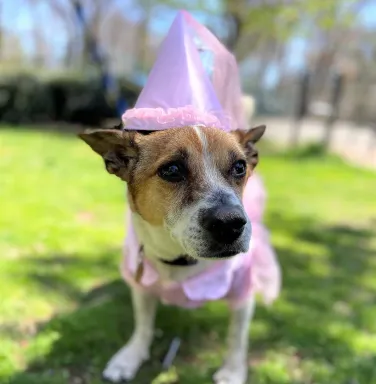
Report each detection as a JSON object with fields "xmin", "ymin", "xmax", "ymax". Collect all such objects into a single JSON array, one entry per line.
[
  {"xmin": 158, "ymin": 162, "xmax": 187, "ymax": 182},
  {"xmin": 231, "ymin": 160, "xmax": 247, "ymax": 178}
]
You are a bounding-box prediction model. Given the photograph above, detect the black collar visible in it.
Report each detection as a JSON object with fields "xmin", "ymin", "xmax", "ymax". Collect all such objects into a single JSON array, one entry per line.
[
  {"xmin": 159, "ymin": 254, "xmax": 198, "ymax": 266},
  {"xmin": 139, "ymin": 245, "xmax": 198, "ymax": 267}
]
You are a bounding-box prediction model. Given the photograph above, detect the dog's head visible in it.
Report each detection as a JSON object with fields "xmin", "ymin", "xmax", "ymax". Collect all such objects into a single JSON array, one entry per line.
[{"xmin": 79, "ymin": 124, "xmax": 265, "ymax": 259}]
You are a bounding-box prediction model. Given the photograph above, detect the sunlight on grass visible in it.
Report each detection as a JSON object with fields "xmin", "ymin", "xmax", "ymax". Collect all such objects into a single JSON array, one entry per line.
[{"xmin": 1, "ymin": 127, "xmax": 376, "ymax": 383}]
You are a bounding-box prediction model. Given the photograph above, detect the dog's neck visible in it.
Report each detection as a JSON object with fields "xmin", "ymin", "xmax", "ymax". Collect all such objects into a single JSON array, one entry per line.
[
  {"xmin": 131, "ymin": 212, "xmax": 215, "ymax": 282},
  {"xmin": 131, "ymin": 213, "xmax": 184, "ymax": 262}
]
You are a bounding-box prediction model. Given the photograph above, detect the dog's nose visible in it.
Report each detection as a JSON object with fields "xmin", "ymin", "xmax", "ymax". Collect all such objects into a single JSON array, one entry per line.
[{"xmin": 200, "ymin": 205, "xmax": 247, "ymax": 244}]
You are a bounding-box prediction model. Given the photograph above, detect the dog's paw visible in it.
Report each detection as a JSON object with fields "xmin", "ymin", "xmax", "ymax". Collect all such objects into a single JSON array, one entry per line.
[
  {"xmin": 213, "ymin": 362, "xmax": 247, "ymax": 384},
  {"xmin": 102, "ymin": 340, "xmax": 149, "ymax": 383}
]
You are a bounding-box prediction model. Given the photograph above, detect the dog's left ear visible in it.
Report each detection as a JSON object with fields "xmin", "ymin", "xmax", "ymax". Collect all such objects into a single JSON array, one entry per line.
[{"xmin": 233, "ymin": 125, "xmax": 266, "ymax": 168}]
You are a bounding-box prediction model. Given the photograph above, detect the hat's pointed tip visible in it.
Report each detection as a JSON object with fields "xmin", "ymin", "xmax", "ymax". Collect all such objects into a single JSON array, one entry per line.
[
  {"xmin": 123, "ymin": 8, "xmax": 234, "ymax": 132},
  {"xmin": 177, "ymin": 9, "xmax": 188, "ymax": 16}
]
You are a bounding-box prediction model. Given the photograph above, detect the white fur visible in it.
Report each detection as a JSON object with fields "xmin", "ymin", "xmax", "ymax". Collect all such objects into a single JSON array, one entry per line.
[
  {"xmin": 133, "ymin": 212, "xmax": 215, "ymax": 282},
  {"xmin": 214, "ymin": 295, "xmax": 255, "ymax": 384},
  {"xmin": 194, "ymin": 125, "xmax": 230, "ymax": 189},
  {"xmin": 132, "ymin": 213, "xmax": 183, "ymax": 262},
  {"xmin": 193, "ymin": 126, "xmax": 242, "ymax": 202},
  {"xmin": 103, "ymin": 289, "xmax": 158, "ymax": 382}
]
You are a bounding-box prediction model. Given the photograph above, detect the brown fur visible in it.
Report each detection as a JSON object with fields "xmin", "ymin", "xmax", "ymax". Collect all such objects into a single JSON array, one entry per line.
[
  {"xmin": 79, "ymin": 125, "xmax": 265, "ymax": 226},
  {"xmin": 232, "ymin": 125, "xmax": 265, "ymax": 168}
]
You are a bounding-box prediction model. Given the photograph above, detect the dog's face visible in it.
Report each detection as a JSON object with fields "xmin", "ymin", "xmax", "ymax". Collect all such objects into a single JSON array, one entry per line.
[{"xmin": 79, "ymin": 124, "xmax": 265, "ymax": 259}]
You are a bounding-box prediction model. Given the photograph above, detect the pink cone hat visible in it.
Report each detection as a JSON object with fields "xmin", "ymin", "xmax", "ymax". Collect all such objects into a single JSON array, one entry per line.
[{"xmin": 122, "ymin": 10, "xmax": 246, "ymax": 132}]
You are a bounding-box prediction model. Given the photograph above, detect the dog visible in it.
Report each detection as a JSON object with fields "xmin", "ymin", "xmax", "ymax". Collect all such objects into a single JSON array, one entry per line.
[
  {"xmin": 78, "ymin": 11, "xmax": 280, "ymax": 384},
  {"xmin": 80, "ymin": 123, "xmax": 272, "ymax": 384}
]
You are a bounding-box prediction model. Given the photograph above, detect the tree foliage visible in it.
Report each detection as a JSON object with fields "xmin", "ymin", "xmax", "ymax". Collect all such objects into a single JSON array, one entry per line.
[{"xmin": 157, "ymin": 0, "xmax": 372, "ymax": 58}]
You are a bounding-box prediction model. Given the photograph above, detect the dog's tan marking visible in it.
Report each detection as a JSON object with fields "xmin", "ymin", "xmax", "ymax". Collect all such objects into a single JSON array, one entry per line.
[{"xmin": 129, "ymin": 127, "xmax": 203, "ymax": 226}]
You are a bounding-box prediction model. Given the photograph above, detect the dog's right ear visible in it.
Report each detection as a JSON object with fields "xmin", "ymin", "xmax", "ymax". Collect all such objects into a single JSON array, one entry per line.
[
  {"xmin": 78, "ymin": 129, "xmax": 138, "ymax": 182},
  {"xmin": 232, "ymin": 125, "xmax": 266, "ymax": 168}
]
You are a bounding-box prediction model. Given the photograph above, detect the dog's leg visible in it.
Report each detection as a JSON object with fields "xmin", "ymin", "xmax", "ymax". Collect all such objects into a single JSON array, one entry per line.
[
  {"xmin": 213, "ymin": 295, "xmax": 255, "ymax": 384},
  {"xmin": 103, "ymin": 287, "xmax": 158, "ymax": 382}
]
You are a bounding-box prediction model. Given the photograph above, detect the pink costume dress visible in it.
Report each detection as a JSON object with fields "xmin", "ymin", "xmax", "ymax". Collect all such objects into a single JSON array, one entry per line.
[{"xmin": 120, "ymin": 11, "xmax": 281, "ymax": 309}]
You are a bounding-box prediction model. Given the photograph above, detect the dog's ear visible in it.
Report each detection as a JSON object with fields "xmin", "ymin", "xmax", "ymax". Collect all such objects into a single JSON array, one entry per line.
[
  {"xmin": 78, "ymin": 129, "xmax": 139, "ymax": 181},
  {"xmin": 233, "ymin": 125, "xmax": 266, "ymax": 168}
]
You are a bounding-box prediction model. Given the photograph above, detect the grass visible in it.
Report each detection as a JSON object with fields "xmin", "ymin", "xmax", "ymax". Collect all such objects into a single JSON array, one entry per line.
[{"xmin": 1, "ymin": 127, "xmax": 376, "ymax": 384}]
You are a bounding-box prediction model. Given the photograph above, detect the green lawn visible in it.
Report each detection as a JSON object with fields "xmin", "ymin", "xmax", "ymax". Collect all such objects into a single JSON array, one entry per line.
[{"xmin": 1, "ymin": 127, "xmax": 376, "ymax": 384}]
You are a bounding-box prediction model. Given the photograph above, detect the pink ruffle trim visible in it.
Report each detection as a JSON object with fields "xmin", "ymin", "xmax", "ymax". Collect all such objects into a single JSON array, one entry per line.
[{"xmin": 122, "ymin": 105, "xmax": 230, "ymax": 131}]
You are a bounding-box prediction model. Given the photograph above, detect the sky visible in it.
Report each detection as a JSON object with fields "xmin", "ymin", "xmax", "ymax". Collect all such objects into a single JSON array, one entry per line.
[{"xmin": 2, "ymin": 0, "xmax": 376, "ymax": 86}]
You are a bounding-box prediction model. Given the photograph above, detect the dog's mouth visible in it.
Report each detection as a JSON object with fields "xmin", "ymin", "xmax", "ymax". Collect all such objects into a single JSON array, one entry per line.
[
  {"xmin": 206, "ymin": 250, "xmax": 239, "ymax": 259},
  {"xmin": 158, "ymin": 248, "xmax": 244, "ymax": 266},
  {"xmin": 198, "ymin": 250, "xmax": 241, "ymax": 259},
  {"xmin": 196, "ymin": 243, "xmax": 249, "ymax": 260}
]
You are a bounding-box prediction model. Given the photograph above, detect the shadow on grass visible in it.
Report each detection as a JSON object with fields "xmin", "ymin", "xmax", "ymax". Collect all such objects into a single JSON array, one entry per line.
[{"xmin": 7, "ymin": 213, "xmax": 376, "ymax": 384}]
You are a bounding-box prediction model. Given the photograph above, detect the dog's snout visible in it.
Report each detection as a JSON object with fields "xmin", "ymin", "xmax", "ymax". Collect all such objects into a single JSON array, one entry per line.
[{"xmin": 201, "ymin": 205, "xmax": 247, "ymax": 244}]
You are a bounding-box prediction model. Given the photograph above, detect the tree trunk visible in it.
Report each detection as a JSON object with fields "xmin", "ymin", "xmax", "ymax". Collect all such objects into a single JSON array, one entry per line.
[
  {"xmin": 225, "ymin": 13, "xmax": 242, "ymax": 52},
  {"xmin": 135, "ymin": 0, "xmax": 152, "ymax": 73},
  {"xmin": 322, "ymin": 72, "xmax": 345, "ymax": 150}
]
